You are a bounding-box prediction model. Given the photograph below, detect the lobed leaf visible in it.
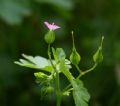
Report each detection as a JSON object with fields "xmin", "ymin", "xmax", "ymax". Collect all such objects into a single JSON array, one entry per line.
[
  {"xmin": 72, "ymin": 79, "xmax": 90, "ymax": 106},
  {"xmin": 14, "ymin": 54, "xmax": 54, "ymax": 73}
]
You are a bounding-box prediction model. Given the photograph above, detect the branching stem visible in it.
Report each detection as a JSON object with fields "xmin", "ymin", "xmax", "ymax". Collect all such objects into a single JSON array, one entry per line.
[{"xmin": 62, "ymin": 63, "xmax": 97, "ymax": 92}]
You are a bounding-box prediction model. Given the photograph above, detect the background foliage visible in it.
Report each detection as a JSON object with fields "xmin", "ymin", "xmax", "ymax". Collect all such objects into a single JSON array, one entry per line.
[{"xmin": 0, "ymin": 0, "xmax": 120, "ymax": 106}]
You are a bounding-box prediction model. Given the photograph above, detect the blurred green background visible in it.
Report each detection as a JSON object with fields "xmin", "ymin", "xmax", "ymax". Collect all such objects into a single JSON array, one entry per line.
[{"xmin": 0, "ymin": 0, "xmax": 120, "ymax": 106}]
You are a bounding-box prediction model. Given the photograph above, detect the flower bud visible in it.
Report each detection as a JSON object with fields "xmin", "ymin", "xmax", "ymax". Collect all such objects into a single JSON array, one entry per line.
[
  {"xmin": 46, "ymin": 86, "xmax": 54, "ymax": 94},
  {"xmin": 34, "ymin": 72, "xmax": 48, "ymax": 78},
  {"xmin": 44, "ymin": 30, "xmax": 55, "ymax": 44}
]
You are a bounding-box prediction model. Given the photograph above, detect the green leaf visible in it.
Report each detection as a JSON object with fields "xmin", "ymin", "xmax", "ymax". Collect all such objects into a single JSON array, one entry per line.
[
  {"xmin": 52, "ymin": 48, "xmax": 58, "ymax": 63},
  {"xmin": 0, "ymin": 0, "xmax": 31, "ymax": 24},
  {"xmin": 59, "ymin": 59, "xmax": 73, "ymax": 81},
  {"xmin": 59, "ymin": 59, "xmax": 90, "ymax": 106},
  {"xmin": 14, "ymin": 54, "xmax": 54, "ymax": 73},
  {"xmin": 52, "ymin": 48, "xmax": 71, "ymax": 73},
  {"xmin": 56, "ymin": 48, "xmax": 66, "ymax": 61},
  {"xmin": 72, "ymin": 79, "xmax": 90, "ymax": 106},
  {"xmin": 52, "ymin": 48, "xmax": 66, "ymax": 62}
]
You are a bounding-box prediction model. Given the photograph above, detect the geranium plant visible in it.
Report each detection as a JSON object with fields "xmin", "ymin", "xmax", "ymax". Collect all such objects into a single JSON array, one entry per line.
[{"xmin": 15, "ymin": 22, "xmax": 104, "ymax": 106}]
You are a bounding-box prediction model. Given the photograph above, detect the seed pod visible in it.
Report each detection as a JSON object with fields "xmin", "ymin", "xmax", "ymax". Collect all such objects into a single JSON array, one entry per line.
[
  {"xmin": 93, "ymin": 46, "xmax": 103, "ymax": 63},
  {"xmin": 93, "ymin": 36, "xmax": 104, "ymax": 63},
  {"xmin": 70, "ymin": 48, "xmax": 81, "ymax": 65},
  {"xmin": 70, "ymin": 31, "xmax": 81, "ymax": 65}
]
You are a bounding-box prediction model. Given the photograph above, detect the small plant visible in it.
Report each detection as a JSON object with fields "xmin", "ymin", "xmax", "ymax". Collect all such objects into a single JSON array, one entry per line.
[{"xmin": 15, "ymin": 21, "xmax": 104, "ymax": 106}]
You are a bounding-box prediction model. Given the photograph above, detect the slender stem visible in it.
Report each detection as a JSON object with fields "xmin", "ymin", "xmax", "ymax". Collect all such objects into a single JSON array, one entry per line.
[
  {"xmin": 76, "ymin": 63, "xmax": 97, "ymax": 79},
  {"xmin": 62, "ymin": 63, "xmax": 97, "ymax": 91},
  {"xmin": 47, "ymin": 44, "xmax": 61, "ymax": 106},
  {"xmin": 75, "ymin": 65, "xmax": 82, "ymax": 73},
  {"xmin": 56, "ymin": 71, "xmax": 61, "ymax": 106},
  {"xmin": 48, "ymin": 44, "xmax": 55, "ymax": 69},
  {"xmin": 71, "ymin": 31, "xmax": 75, "ymax": 48},
  {"xmin": 62, "ymin": 83, "xmax": 71, "ymax": 92},
  {"xmin": 62, "ymin": 65, "xmax": 82, "ymax": 92},
  {"xmin": 81, "ymin": 63, "xmax": 97, "ymax": 75}
]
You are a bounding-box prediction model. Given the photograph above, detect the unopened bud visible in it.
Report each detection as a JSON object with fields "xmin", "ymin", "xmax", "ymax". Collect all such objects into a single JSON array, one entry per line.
[{"xmin": 46, "ymin": 86, "xmax": 54, "ymax": 94}]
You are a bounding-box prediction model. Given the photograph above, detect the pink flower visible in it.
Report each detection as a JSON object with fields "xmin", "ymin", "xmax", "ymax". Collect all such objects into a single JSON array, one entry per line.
[{"xmin": 44, "ymin": 21, "xmax": 60, "ymax": 31}]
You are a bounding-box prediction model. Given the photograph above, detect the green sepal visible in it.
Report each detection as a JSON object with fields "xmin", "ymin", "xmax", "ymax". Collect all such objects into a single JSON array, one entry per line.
[{"xmin": 44, "ymin": 30, "xmax": 55, "ymax": 44}]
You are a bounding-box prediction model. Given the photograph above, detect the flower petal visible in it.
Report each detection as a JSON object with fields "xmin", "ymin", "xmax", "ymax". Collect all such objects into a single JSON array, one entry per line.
[{"xmin": 44, "ymin": 21, "xmax": 60, "ymax": 30}]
